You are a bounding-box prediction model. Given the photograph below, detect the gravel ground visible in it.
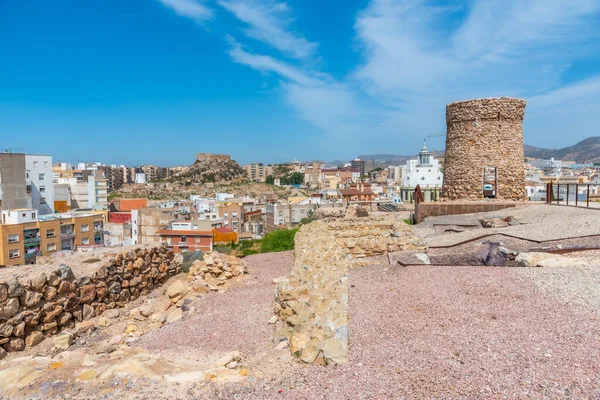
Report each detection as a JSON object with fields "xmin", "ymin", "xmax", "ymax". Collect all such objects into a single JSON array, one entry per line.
[
  {"xmin": 8, "ymin": 249, "xmax": 600, "ymax": 399},
  {"xmin": 205, "ymin": 263, "xmax": 600, "ymax": 399},
  {"xmin": 138, "ymin": 251, "xmax": 294, "ymax": 367},
  {"xmin": 415, "ymin": 204, "xmax": 600, "ymax": 246},
  {"xmin": 515, "ymin": 250, "xmax": 600, "ymax": 312}
]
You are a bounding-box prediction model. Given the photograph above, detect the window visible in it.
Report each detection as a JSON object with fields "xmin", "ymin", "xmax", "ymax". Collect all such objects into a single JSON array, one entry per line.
[
  {"xmin": 224, "ymin": 212, "xmax": 228, "ymax": 218},
  {"xmin": 196, "ymin": 238, "xmax": 201, "ymax": 243},
  {"xmin": 44, "ymin": 161, "xmax": 49, "ymax": 167},
  {"xmin": 39, "ymin": 186, "xmax": 46, "ymax": 193},
  {"xmin": 33, "ymin": 161, "xmax": 38, "ymax": 167},
  {"xmin": 224, "ymin": 220, "xmax": 229, "ymax": 226},
  {"xmin": 40, "ymin": 197, "xmax": 46, "ymax": 205},
  {"xmin": 81, "ymin": 238, "xmax": 90, "ymax": 245},
  {"xmin": 8, "ymin": 234, "xmax": 19, "ymax": 243},
  {"xmin": 232, "ymin": 211, "xmax": 238, "ymax": 217},
  {"xmin": 81, "ymin": 224, "xmax": 89, "ymax": 233},
  {"xmin": 181, "ymin": 236, "xmax": 187, "ymax": 242},
  {"xmin": 26, "ymin": 171, "xmax": 30, "ymax": 179},
  {"xmin": 46, "ymin": 229, "xmax": 56, "ymax": 238},
  {"xmin": 9, "ymin": 249, "xmax": 20, "ymax": 258},
  {"xmin": 31, "ymin": 212, "xmax": 36, "ymax": 219},
  {"xmin": 47, "ymin": 243, "xmax": 57, "ymax": 252},
  {"xmin": 39, "ymin": 173, "xmax": 45, "ymax": 180}
]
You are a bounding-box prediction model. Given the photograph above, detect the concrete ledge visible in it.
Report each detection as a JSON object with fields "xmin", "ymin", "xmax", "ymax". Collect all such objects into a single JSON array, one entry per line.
[{"xmin": 415, "ymin": 202, "xmax": 521, "ymax": 223}]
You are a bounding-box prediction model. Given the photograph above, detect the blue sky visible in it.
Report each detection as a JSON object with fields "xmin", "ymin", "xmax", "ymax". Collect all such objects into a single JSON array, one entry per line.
[{"xmin": 1, "ymin": 0, "xmax": 599, "ymax": 166}]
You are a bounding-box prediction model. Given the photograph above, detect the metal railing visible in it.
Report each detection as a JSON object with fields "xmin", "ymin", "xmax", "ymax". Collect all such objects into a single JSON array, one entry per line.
[
  {"xmin": 23, "ymin": 237, "xmax": 41, "ymax": 244},
  {"xmin": 546, "ymin": 182, "xmax": 600, "ymax": 208},
  {"xmin": 25, "ymin": 250, "xmax": 42, "ymax": 258}
]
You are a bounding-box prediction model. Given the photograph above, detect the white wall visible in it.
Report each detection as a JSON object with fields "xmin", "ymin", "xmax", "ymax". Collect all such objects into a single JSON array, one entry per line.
[{"xmin": 26, "ymin": 155, "xmax": 54, "ymax": 215}]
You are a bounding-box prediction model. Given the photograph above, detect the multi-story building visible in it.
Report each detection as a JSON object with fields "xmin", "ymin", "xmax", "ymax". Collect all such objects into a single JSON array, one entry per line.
[
  {"xmin": 0, "ymin": 153, "xmax": 32, "ymax": 211},
  {"xmin": 97, "ymin": 165, "xmax": 125, "ymax": 192},
  {"xmin": 244, "ymin": 163, "xmax": 273, "ymax": 182},
  {"xmin": 54, "ymin": 165, "xmax": 108, "ymax": 210},
  {"xmin": 351, "ymin": 158, "xmax": 366, "ymax": 177},
  {"xmin": 217, "ymin": 201, "xmax": 244, "ymax": 235},
  {"xmin": 26, "ymin": 154, "xmax": 54, "ymax": 215},
  {"xmin": 156, "ymin": 220, "xmax": 213, "ymax": 254},
  {"xmin": 0, "ymin": 209, "xmax": 104, "ymax": 266},
  {"xmin": 321, "ymin": 168, "xmax": 360, "ymax": 189},
  {"xmin": 140, "ymin": 165, "xmax": 168, "ymax": 182},
  {"xmin": 265, "ymin": 203, "xmax": 317, "ymax": 232}
]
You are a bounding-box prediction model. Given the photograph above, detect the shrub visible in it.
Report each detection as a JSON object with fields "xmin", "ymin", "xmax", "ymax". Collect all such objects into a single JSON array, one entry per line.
[{"xmin": 260, "ymin": 228, "xmax": 298, "ymax": 253}]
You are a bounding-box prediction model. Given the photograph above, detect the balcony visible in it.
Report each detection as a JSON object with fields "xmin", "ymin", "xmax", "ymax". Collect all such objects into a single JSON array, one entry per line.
[
  {"xmin": 23, "ymin": 236, "xmax": 41, "ymax": 245},
  {"xmin": 24, "ymin": 250, "xmax": 42, "ymax": 259},
  {"xmin": 61, "ymin": 230, "xmax": 75, "ymax": 239}
]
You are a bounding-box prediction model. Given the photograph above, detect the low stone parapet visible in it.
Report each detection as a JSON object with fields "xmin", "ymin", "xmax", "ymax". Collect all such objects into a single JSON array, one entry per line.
[{"xmin": 0, "ymin": 246, "xmax": 180, "ymax": 358}]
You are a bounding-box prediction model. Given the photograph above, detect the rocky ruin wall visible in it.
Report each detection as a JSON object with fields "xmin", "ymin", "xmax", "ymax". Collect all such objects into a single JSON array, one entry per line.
[
  {"xmin": 442, "ymin": 97, "xmax": 527, "ymax": 201},
  {"xmin": 274, "ymin": 221, "xmax": 350, "ymax": 365},
  {"xmin": 273, "ymin": 214, "xmax": 425, "ymax": 365},
  {"xmin": 0, "ymin": 246, "xmax": 181, "ymax": 355}
]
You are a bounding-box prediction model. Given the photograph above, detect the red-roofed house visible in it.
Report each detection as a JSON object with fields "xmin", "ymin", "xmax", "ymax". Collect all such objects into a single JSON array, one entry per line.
[{"xmin": 338, "ymin": 182, "xmax": 377, "ymax": 202}]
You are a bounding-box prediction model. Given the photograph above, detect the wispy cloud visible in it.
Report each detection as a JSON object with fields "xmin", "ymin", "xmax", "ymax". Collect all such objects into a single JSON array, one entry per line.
[
  {"xmin": 157, "ymin": 0, "xmax": 600, "ymax": 151},
  {"xmin": 157, "ymin": 0, "xmax": 213, "ymax": 22},
  {"xmin": 227, "ymin": 37, "xmax": 320, "ymax": 86},
  {"xmin": 218, "ymin": 0, "xmax": 317, "ymax": 60}
]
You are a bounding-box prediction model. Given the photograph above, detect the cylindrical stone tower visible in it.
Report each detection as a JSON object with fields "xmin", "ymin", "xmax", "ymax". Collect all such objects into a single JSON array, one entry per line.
[{"xmin": 442, "ymin": 97, "xmax": 526, "ymax": 201}]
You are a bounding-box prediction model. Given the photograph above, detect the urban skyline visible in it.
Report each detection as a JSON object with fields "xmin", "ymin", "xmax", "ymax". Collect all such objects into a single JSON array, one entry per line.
[{"xmin": 1, "ymin": 0, "xmax": 599, "ymax": 165}]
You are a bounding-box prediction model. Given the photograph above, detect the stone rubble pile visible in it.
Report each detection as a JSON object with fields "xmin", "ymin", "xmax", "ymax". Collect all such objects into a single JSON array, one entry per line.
[
  {"xmin": 0, "ymin": 246, "xmax": 180, "ymax": 358},
  {"xmin": 274, "ymin": 221, "xmax": 350, "ymax": 365},
  {"xmin": 187, "ymin": 251, "xmax": 247, "ymax": 293}
]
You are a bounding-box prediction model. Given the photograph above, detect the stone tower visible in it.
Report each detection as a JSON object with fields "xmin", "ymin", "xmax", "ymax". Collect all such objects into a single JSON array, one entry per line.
[{"xmin": 442, "ymin": 97, "xmax": 526, "ymax": 201}]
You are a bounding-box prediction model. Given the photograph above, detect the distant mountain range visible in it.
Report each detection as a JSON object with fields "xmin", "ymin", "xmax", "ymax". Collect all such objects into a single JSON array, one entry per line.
[
  {"xmin": 333, "ymin": 137, "xmax": 600, "ymax": 166},
  {"xmin": 524, "ymin": 137, "xmax": 600, "ymax": 163}
]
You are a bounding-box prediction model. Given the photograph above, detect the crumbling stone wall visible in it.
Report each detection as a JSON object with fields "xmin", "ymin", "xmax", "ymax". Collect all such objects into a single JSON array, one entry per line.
[
  {"xmin": 0, "ymin": 246, "xmax": 180, "ymax": 357},
  {"xmin": 273, "ymin": 214, "xmax": 424, "ymax": 365},
  {"xmin": 442, "ymin": 97, "xmax": 527, "ymax": 201},
  {"xmin": 274, "ymin": 221, "xmax": 350, "ymax": 365}
]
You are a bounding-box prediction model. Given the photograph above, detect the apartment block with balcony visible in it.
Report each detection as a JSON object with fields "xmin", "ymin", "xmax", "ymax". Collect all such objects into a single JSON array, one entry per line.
[{"xmin": 0, "ymin": 209, "xmax": 104, "ymax": 266}]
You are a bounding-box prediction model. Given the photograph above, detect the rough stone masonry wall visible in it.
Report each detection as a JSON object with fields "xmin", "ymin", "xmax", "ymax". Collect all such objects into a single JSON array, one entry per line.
[
  {"xmin": 274, "ymin": 214, "xmax": 425, "ymax": 365},
  {"xmin": 0, "ymin": 246, "xmax": 180, "ymax": 358},
  {"xmin": 274, "ymin": 221, "xmax": 350, "ymax": 365},
  {"xmin": 442, "ymin": 97, "xmax": 527, "ymax": 201}
]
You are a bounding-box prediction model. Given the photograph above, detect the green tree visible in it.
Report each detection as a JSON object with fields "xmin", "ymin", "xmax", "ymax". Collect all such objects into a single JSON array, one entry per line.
[{"xmin": 266, "ymin": 175, "xmax": 275, "ymax": 185}]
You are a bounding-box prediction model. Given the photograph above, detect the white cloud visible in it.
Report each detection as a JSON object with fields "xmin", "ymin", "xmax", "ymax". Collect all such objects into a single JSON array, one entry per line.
[
  {"xmin": 227, "ymin": 38, "xmax": 321, "ymax": 86},
  {"xmin": 350, "ymin": 0, "xmax": 600, "ymax": 148},
  {"xmin": 157, "ymin": 0, "xmax": 213, "ymax": 21},
  {"xmin": 219, "ymin": 0, "xmax": 317, "ymax": 60}
]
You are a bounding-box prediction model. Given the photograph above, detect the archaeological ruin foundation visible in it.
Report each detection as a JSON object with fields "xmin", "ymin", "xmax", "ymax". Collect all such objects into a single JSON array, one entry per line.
[{"xmin": 442, "ymin": 97, "xmax": 527, "ymax": 201}]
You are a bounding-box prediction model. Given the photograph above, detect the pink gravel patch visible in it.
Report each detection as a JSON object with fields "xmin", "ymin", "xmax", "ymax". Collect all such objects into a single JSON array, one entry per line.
[{"xmin": 139, "ymin": 251, "xmax": 293, "ymax": 358}]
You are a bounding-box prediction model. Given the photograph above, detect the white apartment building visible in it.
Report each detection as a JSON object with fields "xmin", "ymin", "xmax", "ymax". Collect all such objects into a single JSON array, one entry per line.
[{"xmin": 26, "ymin": 155, "xmax": 54, "ymax": 215}]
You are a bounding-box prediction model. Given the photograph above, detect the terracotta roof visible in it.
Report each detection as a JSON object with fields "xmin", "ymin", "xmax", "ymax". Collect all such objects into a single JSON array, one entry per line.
[
  {"xmin": 245, "ymin": 210, "xmax": 262, "ymax": 216},
  {"xmin": 339, "ymin": 189, "xmax": 375, "ymax": 196},
  {"xmin": 215, "ymin": 226, "xmax": 235, "ymax": 234}
]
